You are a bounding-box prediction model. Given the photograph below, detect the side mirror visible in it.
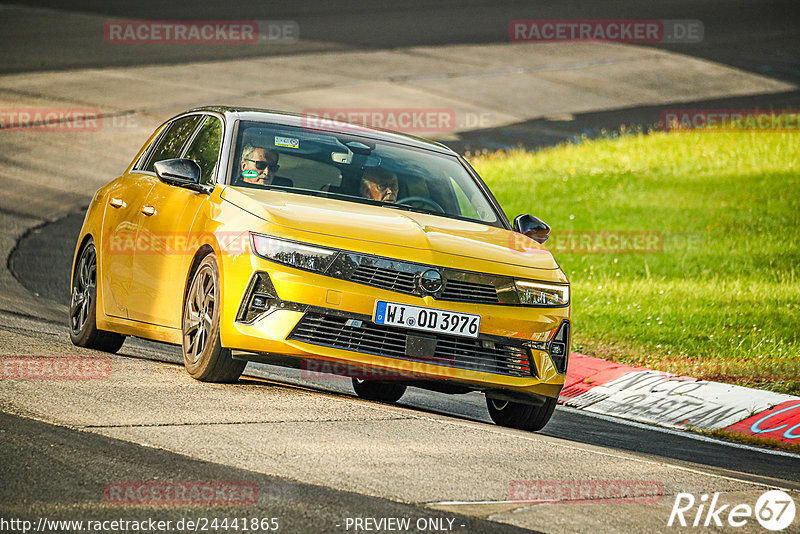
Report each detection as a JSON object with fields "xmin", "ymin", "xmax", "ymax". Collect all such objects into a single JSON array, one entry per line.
[
  {"xmin": 513, "ymin": 214, "xmax": 550, "ymax": 244},
  {"xmin": 153, "ymin": 158, "xmax": 208, "ymax": 193}
]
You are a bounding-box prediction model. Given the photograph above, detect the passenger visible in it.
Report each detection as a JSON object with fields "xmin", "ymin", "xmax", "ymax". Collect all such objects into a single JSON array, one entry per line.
[
  {"xmin": 360, "ymin": 167, "xmax": 398, "ymax": 202},
  {"xmin": 239, "ymin": 144, "xmax": 279, "ymax": 185}
]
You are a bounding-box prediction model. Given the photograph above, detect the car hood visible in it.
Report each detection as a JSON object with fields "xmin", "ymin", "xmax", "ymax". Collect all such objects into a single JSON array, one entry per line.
[{"xmin": 222, "ymin": 187, "xmax": 562, "ymax": 274}]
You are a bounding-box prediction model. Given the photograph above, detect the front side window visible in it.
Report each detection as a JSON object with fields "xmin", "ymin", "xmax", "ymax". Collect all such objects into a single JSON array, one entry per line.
[
  {"xmin": 230, "ymin": 121, "xmax": 502, "ymax": 227},
  {"xmin": 144, "ymin": 115, "xmax": 203, "ymax": 172},
  {"xmin": 183, "ymin": 116, "xmax": 223, "ymax": 185}
]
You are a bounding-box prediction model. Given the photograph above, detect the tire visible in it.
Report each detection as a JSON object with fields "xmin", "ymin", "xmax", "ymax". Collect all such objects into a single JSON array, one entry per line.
[
  {"xmin": 486, "ymin": 395, "xmax": 557, "ymax": 431},
  {"xmin": 352, "ymin": 378, "xmax": 407, "ymax": 403},
  {"xmin": 69, "ymin": 240, "xmax": 126, "ymax": 353},
  {"xmin": 182, "ymin": 254, "xmax": 245, "ymax": 382}
]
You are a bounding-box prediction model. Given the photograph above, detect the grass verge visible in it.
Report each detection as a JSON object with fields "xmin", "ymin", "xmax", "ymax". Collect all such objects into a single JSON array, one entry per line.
[
  {"xmin": 698, "ymin": 428, "xmax": 800, "ymax": 455},
  {"xmin": 469, "ymin": 130, "xmax": 800, "ymax": 395}
]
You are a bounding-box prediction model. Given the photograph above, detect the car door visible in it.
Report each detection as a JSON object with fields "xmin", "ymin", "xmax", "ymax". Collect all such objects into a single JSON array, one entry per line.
[
  {"xmin": 100, "ymin": 174, "xmax": 158, "ymax": 319},
  {"xmin": 127, "ymin": 114, "xmax": 224, "ymax": 327},
  {"xmin": 99, "ymin": 116, "xmax": 206, "ymax": 319}
]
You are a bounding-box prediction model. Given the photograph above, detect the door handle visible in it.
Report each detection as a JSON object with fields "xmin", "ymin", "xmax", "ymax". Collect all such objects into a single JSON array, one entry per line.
[
  {"xmin": 109, "ymin": 197, "xmax": 126, "ymax": 208},
  {"xmin": 141, "ymin": 205, "xmax": 156, "ymax": 216}
]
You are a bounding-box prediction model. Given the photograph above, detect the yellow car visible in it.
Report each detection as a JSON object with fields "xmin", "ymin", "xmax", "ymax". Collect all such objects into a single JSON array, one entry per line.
[{"xmin": 70, "ymin": 106, "xmax": 570, "ymax": 431}]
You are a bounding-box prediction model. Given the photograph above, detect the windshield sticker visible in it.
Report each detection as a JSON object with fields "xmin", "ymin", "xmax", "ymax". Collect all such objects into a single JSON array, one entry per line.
[
  {"xmin": 242, "ymin": 170, "xmax": 259, "ymax": 178},
  {"xmin": 275, "ymin": 136, "xmax": 299, "ymax": 149}
]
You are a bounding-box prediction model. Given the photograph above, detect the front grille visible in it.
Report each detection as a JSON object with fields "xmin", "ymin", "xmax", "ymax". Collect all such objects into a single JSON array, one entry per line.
[
  {"xmin": 347, "ymin": 262, "xmax": 501, "ymax": 304},
  {"xmin": 441, "ymin": 279, "xmax": 499, "ymax": 303},
  {"xmin": 289, "ymin": 312, "xmax": 534, "ymax": 378},
  {"xmin": 350, "ymin": 264, "xmax": 416, "ymax": 293}
]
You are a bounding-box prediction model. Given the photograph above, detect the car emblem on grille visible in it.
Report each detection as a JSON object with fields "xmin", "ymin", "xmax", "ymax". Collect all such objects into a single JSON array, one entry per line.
[{"xmin": 418, "ymin": 269, "xmax": 444, "ymax": 294}]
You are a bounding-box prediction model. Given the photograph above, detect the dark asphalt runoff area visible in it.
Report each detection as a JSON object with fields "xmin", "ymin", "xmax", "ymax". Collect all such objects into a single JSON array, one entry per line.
[{"xmin": 5, "ymin": 0, "xmax": 800, "ymax": 85}]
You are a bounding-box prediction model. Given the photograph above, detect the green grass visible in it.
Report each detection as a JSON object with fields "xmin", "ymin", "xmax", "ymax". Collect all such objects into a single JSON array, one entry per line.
[
  {"xmin": 699, "ymin": 429, "xmax": 800, "ymax": 455},
  {"xmin": 468, "ymin": 130, "xmax": 800, "ymax": 394}
]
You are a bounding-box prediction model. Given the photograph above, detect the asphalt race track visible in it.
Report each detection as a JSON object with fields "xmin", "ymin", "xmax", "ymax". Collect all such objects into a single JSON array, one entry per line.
[
  {"xmin": 1, "ymin": 2, "xmax": 799, "ymax": 533},
  {"xmin": 10, "ymin": 210, "xmax": 800, "ymax": 486}
]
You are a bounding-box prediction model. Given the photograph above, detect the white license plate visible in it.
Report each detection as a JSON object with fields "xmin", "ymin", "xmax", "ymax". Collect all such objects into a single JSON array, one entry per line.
[{"xmin": 373, "ymin": 301, "xmax": 481, "ymax": 339}]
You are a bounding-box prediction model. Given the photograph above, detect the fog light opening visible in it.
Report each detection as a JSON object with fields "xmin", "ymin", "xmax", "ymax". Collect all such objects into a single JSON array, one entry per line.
[
  {"xmin": 548, "ymin": 320, "xmax": 570, "ymax": 374},
  {"xmin": 237, "ymin": 272, "xmax": 279, "ymax": 323}
]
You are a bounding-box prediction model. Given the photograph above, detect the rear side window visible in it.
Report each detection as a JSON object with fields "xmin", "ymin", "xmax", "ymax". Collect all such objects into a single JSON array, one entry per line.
[
  {"xmin": 144, "ymin": 115, "xmax": 203, "ymax": 172},
  {"xmin": 183, "ymin": 116, "xmax": 223, "ymax": 185}
]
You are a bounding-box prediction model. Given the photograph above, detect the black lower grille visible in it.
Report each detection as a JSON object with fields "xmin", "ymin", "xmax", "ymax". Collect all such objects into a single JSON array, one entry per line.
[{"xmin": 289, "ymin": 312, "xmax": 534, "ymax": 378}]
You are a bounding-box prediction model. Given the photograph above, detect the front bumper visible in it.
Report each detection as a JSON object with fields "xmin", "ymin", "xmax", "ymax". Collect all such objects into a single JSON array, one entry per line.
[{"xmin": 219, "ymin": 250, "xmax": 570, "ymax": 400}]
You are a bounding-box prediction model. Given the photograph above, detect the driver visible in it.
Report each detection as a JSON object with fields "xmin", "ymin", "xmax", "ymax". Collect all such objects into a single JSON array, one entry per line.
[
  {"xmin": 360, "ymin": 167, "xmax": 398, "ymax": 202},
  {"xmin": 239, "ymin": 144, "xmax": 279, "ymax": 185}
]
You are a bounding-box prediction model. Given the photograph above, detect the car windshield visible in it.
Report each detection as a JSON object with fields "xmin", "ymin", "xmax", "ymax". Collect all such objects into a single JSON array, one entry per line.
[{"xmin": 230, "ymin": 121, "xmax": 503, "ymax": 227}]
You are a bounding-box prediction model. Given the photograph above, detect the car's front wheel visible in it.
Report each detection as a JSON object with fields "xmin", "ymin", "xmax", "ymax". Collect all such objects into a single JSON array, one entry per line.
[
  {"xmin": 351, "ymin": 378, "xmax": 407, "ymax": 403},
  {"xmin": 182, "ymin": 254, "xmax": 246, "ymax": 382},
  {"xmin": 486, "ymin": 396, "xmax": 557, "ymax": 431},
  {"xmin": 69, "ymin": 239, "xmax": 125, "ymax": 353}
]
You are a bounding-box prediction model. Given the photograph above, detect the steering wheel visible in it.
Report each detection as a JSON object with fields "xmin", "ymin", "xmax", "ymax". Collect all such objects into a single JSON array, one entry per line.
[{"xmin": 395, "ymin": 196, "xmax": 445, "ymax": 213}]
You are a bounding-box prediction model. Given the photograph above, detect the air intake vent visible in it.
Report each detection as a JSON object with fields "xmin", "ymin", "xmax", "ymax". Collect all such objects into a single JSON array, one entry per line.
[{"xmin": 289, "ymin": 311, "xmax": 536, "ymax": 378}]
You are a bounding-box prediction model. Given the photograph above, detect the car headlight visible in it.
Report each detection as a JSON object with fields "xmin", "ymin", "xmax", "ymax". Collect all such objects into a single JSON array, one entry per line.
[
  {"xmin": 515, "ymin": 280, "xmax": 569, "ymax": 306},
  {"xmin": 250, "ymin": 233, "xmax": 337, "ymax": 273}
]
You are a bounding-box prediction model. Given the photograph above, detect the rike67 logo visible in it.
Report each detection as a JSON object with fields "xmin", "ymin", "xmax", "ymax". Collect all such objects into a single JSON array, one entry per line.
[{"xmin": 668, "ymin": 490, "xmax": 796, "ymax": 531}]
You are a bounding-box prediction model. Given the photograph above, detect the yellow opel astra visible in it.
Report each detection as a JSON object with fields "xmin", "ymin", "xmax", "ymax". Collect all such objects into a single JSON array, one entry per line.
[{"xmin": 70, "ymin": 107, "xmax": 570, "ymax": 431}]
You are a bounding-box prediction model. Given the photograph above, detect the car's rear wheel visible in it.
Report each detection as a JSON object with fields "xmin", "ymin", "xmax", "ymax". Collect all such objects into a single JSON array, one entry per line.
[
  {"xmin": 486, "ymin": 396, "xmax": 557, "ymax": 431},
  {"xmin": 351, "ymin": 378, "xmax": 407, "ymax": 403},
  {"xmin": 69, "ymin": 239, "xmax": 125, "ymax": 353},
  {"xmin": 182, "ymin": 254, "xmax": 245, "ymax": 382}
]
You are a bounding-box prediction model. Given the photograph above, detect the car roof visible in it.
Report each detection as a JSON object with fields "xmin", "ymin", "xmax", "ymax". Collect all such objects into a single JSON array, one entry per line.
[{"xmin": 188, "ymin": 106, "xmax": 458, "ymax": 156}]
